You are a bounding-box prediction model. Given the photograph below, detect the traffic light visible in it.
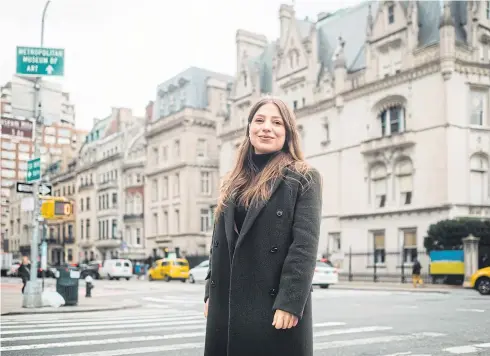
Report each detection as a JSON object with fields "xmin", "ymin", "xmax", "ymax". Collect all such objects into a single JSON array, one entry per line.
[{"xmin": 40, "ymin": 199, "xmax": 73, "ymax": 219}]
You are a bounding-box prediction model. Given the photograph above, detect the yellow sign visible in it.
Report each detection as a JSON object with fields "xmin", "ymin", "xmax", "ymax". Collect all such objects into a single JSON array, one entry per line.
[{"xmin": 40, "ymin": 199, "xmax": 73, "ymax": 219}]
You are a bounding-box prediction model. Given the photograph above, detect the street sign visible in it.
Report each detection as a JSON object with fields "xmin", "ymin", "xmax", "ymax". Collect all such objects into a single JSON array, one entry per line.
[
  {"xmin": 39, "ymin": 183, "xmax": 52, "ymax": 196},
  {"xmin": 16, "ymin": 182, "xmax": 33, "ymax": 194},
  {"xmin": 0, "ymin": 117, "xmax": 34, "ymax": 139},
  {"xmin": 27, "ymin": 157, "xmax": 41, "ymax": 183},
  {"xmin": 16, "ymin": 46, "xmax": 65, "ymax": 77}
]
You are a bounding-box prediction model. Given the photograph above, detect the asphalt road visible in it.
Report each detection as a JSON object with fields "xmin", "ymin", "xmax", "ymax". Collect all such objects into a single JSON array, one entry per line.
[{"xmin": 1, "ymin": 281, "xmax": 488, "ymax": 356}]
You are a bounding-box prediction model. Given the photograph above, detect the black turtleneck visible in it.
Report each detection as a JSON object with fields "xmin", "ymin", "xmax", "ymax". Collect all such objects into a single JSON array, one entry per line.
[{"xmin": 234, "ymin": 151, "xmax": 277, "ymax": 234}]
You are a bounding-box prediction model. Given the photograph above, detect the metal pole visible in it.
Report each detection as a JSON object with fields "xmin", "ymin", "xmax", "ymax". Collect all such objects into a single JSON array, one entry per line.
[{"xmin": 22, "ymin": 0, "xmax": 51, "ymax": 308}]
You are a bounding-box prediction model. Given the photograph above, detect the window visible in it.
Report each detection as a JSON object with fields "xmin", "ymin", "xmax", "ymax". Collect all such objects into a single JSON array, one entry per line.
[
  {"xmin": 163, "ymin": 176, "xmax": 169, "ymax": 199},
  {"xmin": 68, "ymin": 224, "xmax": 73, "ymax": 239},
  {"xmin": 111, "ymin": 219, "xmax": 117, "ymax": 238},
  {"xmin": 86, "ymin": 197, "xmax": 90, "ymax": 210},
  {"xmin": 470, "ymin": 90, "xmax": 487, "ymax": 126},
  {"xmin": 174, "ymin": 140, "xmax": 180, "ymax": 157},
  {"xmin": 470, "ymin": 154, "xmax": 489, "ymax": 204},
  {"xmin": 200, "ymin": 172, "xmax": 210, "ymax": 195},
  {"xmin": 58, "ymin": 137, "xmax": 71, "ymax": 145},
  {"xmin": 163, "ymin": 211, "xmax": 169, "ymax": 234},
  {"xmin": 328, "ymin": 232, "xmax": 341, "ymax": 254},
  {"xmin": 2, "ymin": 170, "xmax": 15, "ymax": 178},
  {"xmin": 387, "ymin": 4, "xmax": 394, "ymax": 24},
  {"xmin": 197, "ymin": 139, "xmax": 206, "ymax": 157},
  {"xmin": 402, "ymin": 229, "xmax": 417, "ymax": 264},
  {"xmin": 1, "ymin": 141, "xmax": 15, "ymax": 150},
  {"xmin": 80, "ymin": 219, "xmax": 84, "ymax": 239},
  {"xmin": 86, "ymin": 219, "xmax": 90, "ymax": 238},
  {"xmin": 173, "ymin": 173, "xmax": 180, "ymax": 197},
  {"xmin": 136, "ymin": 228, "xmax": 141, "ymax": 245},
  {"xmin": 373, "ymin": 231, "xmax": 386, "ymax": 264},
  {"xmin": 380, "ymin": 106, "xmax": 405, "ymax": 136},
  {"xmin": 487, "ymin": 1, "xmax": 490, "ymax": 20},
  {"xmin": 79, "ymin": 199, "xmax": 83, "ymax": 212},
  {"xmin": 18, "ymin": 144, "xmax": 30, "ymax": 152},
  {"xmin": 151, "ymin": 179, "xmax": 158, "ymax": 201},
  {"xmin": 395, "ymin": 159, "xmax": 413, "ymax": 205},
  {"xmin": 112, "ymin": 193, "xmax": 117, "ymax": 207},
  {"xmin": 153, "ymin": 147, "xmax": 159, "ymax": 164},
  {"xmin": 153, "ymin": 212, "xmax": 158, "ymax": 235},
  {"xmin": 175, "ymin": 209, "xmax": 180, "ymax": 233},
  {"xmin": 200, "ymin": 209, "xmax": 210, "ymax": 233},
  {"xmin": 1, "ymin": 151, "xmax": 15, "ymax": 159},
  {"xmin": 134, "ymin": 194, "xmax": 142, "ymax": 214},
  {"xmin": 126, "ymin": 195, "xmax": 133, "ymax": 214},
  {"xmin": 288, "ymin": 49, "xmax": 300, "ymax": 68},
  {"xmin": 1, "ymin": 160, "xmax": 15, "ymax": 169},
  {"xmin": 370, "ymin": 164, "xmax": 387, "ymax": 208}
]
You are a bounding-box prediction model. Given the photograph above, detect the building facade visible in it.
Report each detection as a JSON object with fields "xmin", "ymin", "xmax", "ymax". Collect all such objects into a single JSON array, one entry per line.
[
  {"xmin": 44, "ymin": 157, "xmax": 78, "ymax": 265},
  {"xmin": 145, "ymin": 67, "xmax": 233, "ymax": 257},
  {"xmin": 220, "ymin": 1, "xmax": 490, "ymax": 273},
  {"xmin": 1, "ymin": 75, "xmax": 80, "ymax": 249},
  {"xmin": 76, "ymin": 108, "xmax": 147, "ymax": 262}
]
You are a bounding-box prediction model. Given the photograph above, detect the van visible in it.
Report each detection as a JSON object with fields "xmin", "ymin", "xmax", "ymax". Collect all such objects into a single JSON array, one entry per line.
[
  {"xmin": 100, "ymin": 259, "xmax": 133, "ymax": 280},
  {"xmin": 148, "ymin": 258, "xmax": 189, "ymax": 282}
]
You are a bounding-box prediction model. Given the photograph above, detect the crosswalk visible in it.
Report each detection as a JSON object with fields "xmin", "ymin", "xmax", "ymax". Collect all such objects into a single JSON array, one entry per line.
[{"xmin": 1, "ymin": 305, "xmax": 489, "ymax": 356}]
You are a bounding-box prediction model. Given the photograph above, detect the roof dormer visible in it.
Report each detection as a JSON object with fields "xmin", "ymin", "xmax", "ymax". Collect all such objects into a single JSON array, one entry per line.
[{"xmin": 369, "ymin": 1, "xmax": 410, "ymax": 44}]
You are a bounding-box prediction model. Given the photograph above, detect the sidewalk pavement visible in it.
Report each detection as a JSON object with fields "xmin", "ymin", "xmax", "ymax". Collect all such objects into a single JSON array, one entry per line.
[
  {"xmin": 1, "ymin": 283, "xmax": 141, "ymax": 316},
  {"xmin": 330, "ymin": 281, "xmax": 461, "ymax": 294}
]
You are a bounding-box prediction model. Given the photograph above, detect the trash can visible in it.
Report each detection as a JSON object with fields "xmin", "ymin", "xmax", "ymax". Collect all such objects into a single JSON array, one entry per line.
[{"xmin": 56, "ymin": 267, "xmax": 80, "ymax": 306}]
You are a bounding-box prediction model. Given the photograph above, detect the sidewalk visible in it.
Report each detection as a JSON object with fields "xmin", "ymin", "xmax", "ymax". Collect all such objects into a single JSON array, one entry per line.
[
  {"xmin": 330, "ymin": 281, "xmax": 461, "ymax": 294},
  {"xmin": 1, "ymin": 283, "xmax": 141, "ymax": 316}
]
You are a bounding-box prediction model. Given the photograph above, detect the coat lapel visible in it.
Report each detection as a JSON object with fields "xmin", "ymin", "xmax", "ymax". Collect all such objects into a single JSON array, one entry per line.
[
  {"xmin": 223, "ymin": 198, "xmax": 236, "ymax": 260},
  {"xmin": 234, "ymin": 176, "xmax": 284, "ymax": 253}
]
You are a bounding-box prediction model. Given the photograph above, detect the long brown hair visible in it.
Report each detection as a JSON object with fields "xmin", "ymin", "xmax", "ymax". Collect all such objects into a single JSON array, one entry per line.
[{"xmin": 215, "ymin": 96, "xmax": 311, "ymax": 220}]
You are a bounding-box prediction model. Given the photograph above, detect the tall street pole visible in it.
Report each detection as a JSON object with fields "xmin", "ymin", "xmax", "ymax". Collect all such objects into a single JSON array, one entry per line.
[{"xmin": 23, "ymin": 0, "xmax": 51, "ymax": 308}]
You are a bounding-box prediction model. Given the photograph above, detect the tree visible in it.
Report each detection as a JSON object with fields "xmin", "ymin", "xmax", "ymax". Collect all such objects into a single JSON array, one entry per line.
[{"xmin": 424, "ymin": 218, "xmax": 490, "ymax": 252}]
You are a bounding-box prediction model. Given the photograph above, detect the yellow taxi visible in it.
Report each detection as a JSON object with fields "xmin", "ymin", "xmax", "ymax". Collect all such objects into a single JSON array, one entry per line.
[
  {"xmin": 468, "ymin": 267, "xmax": 490, "ymax": 295},
  {"xmin": 148, "ymin": 258, "xmax": 190, "ymax": 282}
]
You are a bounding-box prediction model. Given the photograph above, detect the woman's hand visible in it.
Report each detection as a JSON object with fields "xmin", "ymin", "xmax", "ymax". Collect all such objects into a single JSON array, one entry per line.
[
  {"xmin": 204, "ymin": 300, "xmax": 209, "ymax": 318},
  {"xmin": 272, "ymin": 309, "xmax": 298, "ymax": 329}
]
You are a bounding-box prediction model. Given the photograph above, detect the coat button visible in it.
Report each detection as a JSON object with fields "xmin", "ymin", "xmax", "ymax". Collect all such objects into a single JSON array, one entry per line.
[
  {"xmin": 213, "ymin": 240, "xmax": 219, "ymax": 247},
  {"xmin": 276, "ymin": 210, "xmax": 283, "ymax": 217},
  {"xmin": 269, "ymin": 288, "xmax": 277, "ymax": 296},
  {"xmin": 270, "ymin": 247, "xmax": 278, "ymax": 253},
  {"xmin": 210, "ymin": 280, "xmax": 216, "ymax": 287}
]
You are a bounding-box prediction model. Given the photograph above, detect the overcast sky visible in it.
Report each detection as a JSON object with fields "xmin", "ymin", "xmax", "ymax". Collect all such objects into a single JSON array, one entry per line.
[{"xmin": 0, "ymin": 0, "xmax": 362, "ymax": 130}]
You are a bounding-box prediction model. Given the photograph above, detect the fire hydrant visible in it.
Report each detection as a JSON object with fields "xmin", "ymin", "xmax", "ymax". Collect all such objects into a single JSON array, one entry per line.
[{"xmin": 85, "ymin": 275, "xmax": 94, "ymax": 297}]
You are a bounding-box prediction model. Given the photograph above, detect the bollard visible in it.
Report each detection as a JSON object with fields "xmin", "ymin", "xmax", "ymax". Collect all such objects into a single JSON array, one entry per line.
[{"xmin": 85, "ymin": 275, "xmax": 94, "ymax": 298}]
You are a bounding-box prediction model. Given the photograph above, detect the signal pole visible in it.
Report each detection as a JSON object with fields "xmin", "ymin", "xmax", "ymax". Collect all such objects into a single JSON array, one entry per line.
[{"xmin": 22, "ymin": 0, "xmax": 51, "ymax": 308}]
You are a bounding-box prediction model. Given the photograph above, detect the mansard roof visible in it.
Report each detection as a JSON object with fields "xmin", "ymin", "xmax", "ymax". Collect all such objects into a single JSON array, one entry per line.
[{"xmin": 250, "ymin": 0, "xmax": 468, "ymax": 94}]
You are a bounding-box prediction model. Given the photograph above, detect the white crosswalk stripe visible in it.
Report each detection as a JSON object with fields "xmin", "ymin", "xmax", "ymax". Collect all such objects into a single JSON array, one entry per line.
[{"xmin": 0, "ymin": 308, "xmax": 483, "ymax": 355}]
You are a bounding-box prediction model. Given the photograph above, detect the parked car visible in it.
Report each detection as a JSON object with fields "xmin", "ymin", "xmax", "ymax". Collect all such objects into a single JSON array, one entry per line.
[
  {"xmin": 312, "ymin": 260, "xmax": 339, "ymax": 289},
  {"xmin": 188, "ymin": 259, "xmax": 209, "ymax": 283},
  {"xmin": 469, "ymin": 267, "xmax": 490, "ymax": 296},
  {"xmin": 99, "ymin": 259, "xmax": 133, "ymax": 280}
]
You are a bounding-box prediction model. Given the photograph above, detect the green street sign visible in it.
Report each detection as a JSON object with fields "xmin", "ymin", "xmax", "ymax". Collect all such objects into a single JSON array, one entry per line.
[
  {"xmin": 27, "ymin": 157, "xmax": 41, "ymax": 183},
  {"xmin": 16, "ymin": 46, "xmax": 64, "ymax": 76}
]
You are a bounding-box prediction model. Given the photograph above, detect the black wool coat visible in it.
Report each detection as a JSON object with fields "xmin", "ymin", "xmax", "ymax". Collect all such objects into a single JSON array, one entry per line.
[{"xmin": 204, "ymin": 167, "xmax": 322, "ymax": 356}]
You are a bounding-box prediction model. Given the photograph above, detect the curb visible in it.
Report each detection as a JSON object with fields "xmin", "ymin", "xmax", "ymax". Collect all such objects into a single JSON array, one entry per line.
[
  {"xmin": 329, "ymin": 285, "xmax": 453, "ymax": 294},
  {"xmin": 1, "ymin": 301, "xmax": 142, "ymax": 316}
]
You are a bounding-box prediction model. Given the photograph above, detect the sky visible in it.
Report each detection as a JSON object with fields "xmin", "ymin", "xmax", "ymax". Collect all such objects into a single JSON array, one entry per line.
[{"xmin": 0, "ymin": 0, "xmax": 362, "ymax": 130}]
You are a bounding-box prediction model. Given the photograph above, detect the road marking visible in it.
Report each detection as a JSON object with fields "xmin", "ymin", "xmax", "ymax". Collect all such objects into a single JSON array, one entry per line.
[
  {"xmin": 1, "ymin": 318, "xmax": 205, "ymax": 335},
  {"xmin": 314, "ymin": 326, "xmax": 392, "ymax": 337},
  {"xmin": 0, "ymin": 332, "xmax": 206, "ymax": 351},
  {"xmin": 143, "ymin": 303, "xmax": 172, "ymax": 309},
  {"xmin": 1, "ymin": 324, "xmax": 207, "ymax": 342},
  {"xmin": 314, "ymin": 332, "xmax": 445, "ymax": 350},
  {"xmin": 53, "ymin": 342, "xmax": 205, "ymax": 356},
  {"xmin": 142, "ymin": 297, "xmax": 201, "ymax": 305},
  {"xmin": 1, "ymin": 313, "xmax": 203, "ymax": 329},
  {"xmin": 314, "ymin": 322, "xmax": 347, "ymax": 327},
  {"xmin": 455, "ymin": 308, "xmax": 485, "ymax": 313},
  {"xmin": 394, "ymin": 305, "xmax": 418, "ymax": 309},
  {"xmin": 444, "ymin": 343, "xmax": 490, "ymax": 354}
]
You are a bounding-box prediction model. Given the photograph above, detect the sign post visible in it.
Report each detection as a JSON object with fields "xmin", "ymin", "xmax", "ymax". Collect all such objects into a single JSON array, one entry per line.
[{"xmin": 16, "ymin": 46, "xmax": 64, "ymax": 77}]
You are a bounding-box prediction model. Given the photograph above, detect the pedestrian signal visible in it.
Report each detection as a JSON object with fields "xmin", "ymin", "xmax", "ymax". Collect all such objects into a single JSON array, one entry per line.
[{"xmin": 41, "ymin": 199, "xmax": 73, "ymax": 219}]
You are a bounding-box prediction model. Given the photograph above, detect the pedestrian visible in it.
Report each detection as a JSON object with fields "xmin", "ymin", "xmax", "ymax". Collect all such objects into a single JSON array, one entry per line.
[
  {"xmin": 18, "ymin": 256, "xmax": 31, "ymax": 294},
  {"xmin": 412, "ymin": 258, "xmax": 423, "ymax": 288},
  {"xmin": 203, "ymin": 96, "xmax": 322, "ymax": 356}
]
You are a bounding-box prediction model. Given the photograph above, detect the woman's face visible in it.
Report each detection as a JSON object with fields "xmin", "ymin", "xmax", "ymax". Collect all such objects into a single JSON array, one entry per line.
[{"xmin": 249, "ymin": 103, "xmax": 286, "ymax": 154}]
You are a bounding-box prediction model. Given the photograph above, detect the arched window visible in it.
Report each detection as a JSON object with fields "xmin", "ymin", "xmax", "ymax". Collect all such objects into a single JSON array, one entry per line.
[
  {"xmin": 470, "ymin": 154, "xmax": 489, "ymax": 204},
  {"xmin": 288, "ymin": 49, "xmax": 300, "ymax": 68},
  {"xmin": 134, "ymin": 194, "xmax": 143, "ymax": 215},
  {"xmin": 380, "ymin": 105, "xmax": 405, "ymax": 136},
  {"xmin": 394, "ymin": 159, "xmax": 413, "ymax": 205},
  {"xmin": 370, "ymin": 163, "xmax": 387, "ymax": 208}
]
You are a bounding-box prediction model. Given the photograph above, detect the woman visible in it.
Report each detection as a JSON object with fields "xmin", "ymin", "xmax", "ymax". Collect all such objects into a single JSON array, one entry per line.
[
  {"xmin": 204, "ymin": 96, "xmax": 322, "ymax": 356},
  {"xmin": 18, "ymin": 256, "xmax": 31, "ymax": 294}
]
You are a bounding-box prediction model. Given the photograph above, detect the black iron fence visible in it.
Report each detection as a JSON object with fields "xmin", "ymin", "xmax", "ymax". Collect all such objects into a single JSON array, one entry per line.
[{"xmin": 330, "ymin": 248, "xmax": 442, "ymax": 284}]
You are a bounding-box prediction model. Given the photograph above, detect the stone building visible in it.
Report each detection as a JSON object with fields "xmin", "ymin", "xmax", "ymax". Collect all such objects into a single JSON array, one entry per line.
[
  {"xmin": 145, "ymin": 67, "xmax": 233, "ymax": 257},
  {"xmin": 219, "ymin": 1, "xmax": 490, "ymax": 274}
]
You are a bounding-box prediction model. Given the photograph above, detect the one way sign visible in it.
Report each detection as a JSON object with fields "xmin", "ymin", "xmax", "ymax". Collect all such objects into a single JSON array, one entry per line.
[{"xmin": 16, "ymin": 182, "xmax": 52, "ymax": 196}]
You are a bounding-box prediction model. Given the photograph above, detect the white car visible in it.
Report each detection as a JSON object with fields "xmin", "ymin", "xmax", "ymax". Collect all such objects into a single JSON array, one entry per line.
[
  {"xmin": 312, "ymin": 260, "xmax": 339, "ymax": 289},
  {"xmin": 188, "ymin": 260, "xmax": 209, "ymax": 283},
  {"xmin": 99, "ymin": 259, "xmax": 133, "ymax": 280}
]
